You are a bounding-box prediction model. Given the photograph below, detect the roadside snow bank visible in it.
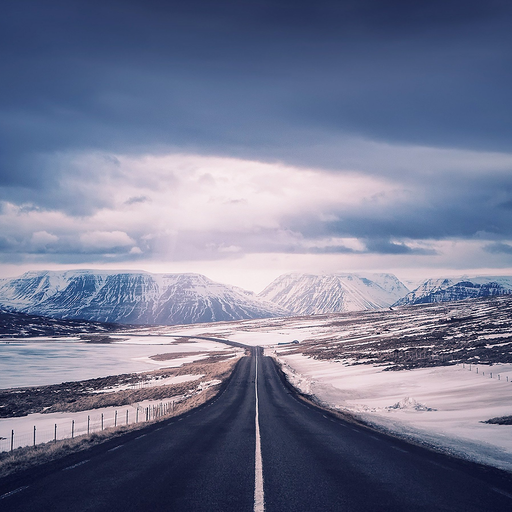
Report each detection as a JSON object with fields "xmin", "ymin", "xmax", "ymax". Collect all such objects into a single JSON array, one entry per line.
[{"xmin": 271, "ymin": 350, "xmax": 512, "ymax": 472}]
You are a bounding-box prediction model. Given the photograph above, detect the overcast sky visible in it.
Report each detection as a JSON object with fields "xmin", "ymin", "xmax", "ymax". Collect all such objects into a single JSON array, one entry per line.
[{"xmin": 1, "ymin": 0, "xmax": 512, "ymax": 291}]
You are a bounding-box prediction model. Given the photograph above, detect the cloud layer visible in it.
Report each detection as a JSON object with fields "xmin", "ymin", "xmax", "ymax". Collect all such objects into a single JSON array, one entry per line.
[{"xmin": 1, "ymin": 1, "xmax": 512, "ymax": 286}]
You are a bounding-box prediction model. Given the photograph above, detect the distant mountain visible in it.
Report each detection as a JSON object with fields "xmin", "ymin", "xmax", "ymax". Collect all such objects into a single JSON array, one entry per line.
[
  {"xmin": 0, "ymin": 308, "xmax": 123, "ymax": 337},
  {"xmin": 394, "ymin": 276, "xmax": 512, "ymax": 306},
  {"xmin": 258, "ymin": 273, "xmax": 409, "ymax": 315},
  {"xmin": 0, "ymin": 271, "xmax": 289, "ymax": 325}
]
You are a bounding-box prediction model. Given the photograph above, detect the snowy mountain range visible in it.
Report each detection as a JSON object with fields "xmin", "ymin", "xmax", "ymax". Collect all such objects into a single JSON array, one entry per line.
[
  {"xmin": 2, "ymin": 270, "xmax": 511, "ymax": 326},
  {"xmin": 0, "ymin": 271, "xmax": 288, "ymax": 325},
  {"xmin": 394, "ymin": 276, "xmax": 512, "ymax": 306},
  {"xmin": 258, "ymin": 273, "xmax": 409, "ymax": 315}
]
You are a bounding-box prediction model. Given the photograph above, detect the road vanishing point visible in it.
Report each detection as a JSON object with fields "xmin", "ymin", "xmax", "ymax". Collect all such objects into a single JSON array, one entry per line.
[{"xmin": 1, "ymin": 346, "xmax": 512, "ymax": 511}]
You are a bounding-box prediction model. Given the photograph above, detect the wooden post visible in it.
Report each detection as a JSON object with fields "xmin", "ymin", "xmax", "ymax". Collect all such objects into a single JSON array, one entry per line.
[
  {"xmin": 115, "ymin": 410, "xmax": 117, "ymax": 428},
  {"xmin": 136, "ymin": 408, "xmax": 139, "ymax": 423},
  {"xmin": 101, "ymin": 413, "xmax": 104, "ymax": 430},
  {"xmin": 72, "ymin": 420, "xmax": 75, "ymax": 439},
  {"xmin": 54, "ymin": 424, "xmax": 57, "ymax": 443},
  {"xmin": 33, "ymin": 425, "xmax": 36, "ymax": 447},
  {"xmin": 87, "ymin": 415, "xmax": 90, "ymax": 436},
  {"xmin": 11, "ymin": 430, "xmax": 14, "ymax": 452},
  {"xmin": 126, "ymin": 409, "xmax": 129, "ymax": 425}
]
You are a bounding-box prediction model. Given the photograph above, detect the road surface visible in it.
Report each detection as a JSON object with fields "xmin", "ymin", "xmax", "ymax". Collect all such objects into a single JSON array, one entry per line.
[{"xmin": 1, "ymin": 348, "xmax": 512, "ymax": 511}]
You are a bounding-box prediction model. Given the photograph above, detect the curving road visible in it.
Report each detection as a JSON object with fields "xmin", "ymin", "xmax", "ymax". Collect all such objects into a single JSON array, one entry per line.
[{"xmin": 1, "ymin": 348, "xmax": 512, "ymax": 511}]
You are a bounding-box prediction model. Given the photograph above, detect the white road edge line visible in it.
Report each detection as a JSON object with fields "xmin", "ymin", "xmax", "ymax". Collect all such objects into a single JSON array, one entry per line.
[
  {"xmin": 0, "ymin": 486, "xmax": 29, "ymax": 500},
  {"xmin": 254, "ymin": 350, "xmax": 265, "ymax": 512},
  {"xmin": 493, "ymin": 487, "xmax": 512, "ymax": 500},
  {"xmin": 108, "ymin": 444, "xmax": 124, "ymax": 452},
  {"xmin": 62, "ymin": 459, "xmax": 90, "ymax": 471}
]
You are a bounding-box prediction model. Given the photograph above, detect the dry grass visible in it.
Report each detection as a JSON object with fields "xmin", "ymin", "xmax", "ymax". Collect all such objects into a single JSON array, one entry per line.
[
  {"xmin": 482, "ymin": 416, "xmax": 512, "ymax": 425},
  {"xmin": 149, "ymin": 351, "xmax": 205, "ymax": 361},
  {"xmin": 0, "ymin": 352, "xmax": 239, "ymax": 417}
]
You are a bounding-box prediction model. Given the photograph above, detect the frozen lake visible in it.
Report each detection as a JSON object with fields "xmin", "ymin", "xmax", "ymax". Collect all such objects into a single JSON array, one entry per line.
[{"xmin": 0, "ymin": 336, "xmax": 202, "ymax": 389}]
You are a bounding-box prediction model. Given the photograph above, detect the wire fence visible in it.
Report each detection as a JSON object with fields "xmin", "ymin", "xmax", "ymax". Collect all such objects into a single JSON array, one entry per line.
[
  {"xmin": 0, "ymin": 400, "xmax": 177, "ymax": 453},
  {"xmin": 459, "ymin": 362, "xmax": 512, "ymax": 382}
]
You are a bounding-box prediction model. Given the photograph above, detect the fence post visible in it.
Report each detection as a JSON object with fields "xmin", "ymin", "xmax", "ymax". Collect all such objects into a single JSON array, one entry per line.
[
  {"xmin": 54, "ymin": 424, "xmax": 57, "ymax": 443},
  {"xmin": 101, "ymin": 413, "xmax": 104, "ymax": 431},
  {"xmin": 136, "ymin": 408, "xmax": 139, "ymax": 423},
  {"xmin": 11, "ymin": 430, "xmax": 14, "ymax": 452},
  {"xmin": 88, "ymin": 415, "xmax": 90, "ymax": 436},
  {"xmin": 126, "ymin": 410, "xmax": 129, "ymax": 425},
  {"xmin": 33, "ymin": 425, "xmax": 36, "ymax": 447},
  {"xmin": 72, "ymin": 420, "xmax": 75, "ymax": 439},
  {"xmin": 115, "ymin": 410, "xmax": 117, "ymax": 428}
]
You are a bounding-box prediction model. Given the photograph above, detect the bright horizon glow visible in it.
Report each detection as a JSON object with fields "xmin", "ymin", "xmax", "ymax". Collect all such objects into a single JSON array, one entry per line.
[{"xmin": 0, "ymin": 150, "xmax": 512, "ymax": 293}]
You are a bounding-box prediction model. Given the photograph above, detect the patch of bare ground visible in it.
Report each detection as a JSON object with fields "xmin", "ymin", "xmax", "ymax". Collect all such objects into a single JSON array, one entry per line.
[
  {"xmin": 0, "ymin": 352, "xmax": 240, "ymax": 417},
  {"xmin": 150, "ymin": 351, "xmax": 209, "ymax": 361},
  {"xmin": 170, "ymin": 336, "xmax": 199, "ymax": 344},
  {"xmin": 79, "ymin": 334, "xmax": 128, "ymax": 343},
  {"xmin": 0, "ymin": 357, "xmax": 240, "ymax": 478},
  {"xmin": 482, "ymin": 416, "xmax": 512, "ymax": 425}
]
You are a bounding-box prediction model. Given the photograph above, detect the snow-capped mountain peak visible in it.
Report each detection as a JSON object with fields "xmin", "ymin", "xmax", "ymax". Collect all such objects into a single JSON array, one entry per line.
[
  {"xmin": 394, "ymin": 275, "xmax": 512, "ymax": 306},
  {"xmin": 258, "ymin": 272, "xmax": 409, "ymax": 315},
  {"xmin": 0, "ymin": 270, "xmax": 289, "ymax": 325}
]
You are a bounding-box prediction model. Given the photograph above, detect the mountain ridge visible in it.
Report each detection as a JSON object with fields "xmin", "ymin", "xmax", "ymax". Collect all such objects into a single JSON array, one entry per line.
[
  {"xmin": 258, "ymin": 272, "xmax": 409, "ymax": 315},
  {"xmin": 394, "ymin": 275, "xmax": 512, "ymax": 306},
  {"xmin": 0, "ymin": 270, "xmax": 289, "ymax": 325}
]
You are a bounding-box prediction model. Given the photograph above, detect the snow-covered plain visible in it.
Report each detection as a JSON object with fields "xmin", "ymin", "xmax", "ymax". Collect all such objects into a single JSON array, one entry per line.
[{"xmin": 272, "ymin": 351, "xmax": 512, "ymax": 471}]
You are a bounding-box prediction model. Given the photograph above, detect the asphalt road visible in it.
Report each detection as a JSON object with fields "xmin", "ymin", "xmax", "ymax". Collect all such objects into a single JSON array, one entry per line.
[{"xmin": 2, "ymin": 348, "xmax": 512, "ymax": 511}]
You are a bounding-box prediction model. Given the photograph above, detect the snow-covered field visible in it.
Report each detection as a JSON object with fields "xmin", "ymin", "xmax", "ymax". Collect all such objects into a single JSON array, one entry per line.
[{"xmin": 270, "ymin": 352, "xmax": 512, "ymax": 471}]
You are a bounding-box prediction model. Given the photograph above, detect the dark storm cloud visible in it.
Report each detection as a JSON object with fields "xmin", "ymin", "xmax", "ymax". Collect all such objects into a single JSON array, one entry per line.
[
  {"xmin": 485, "ymin": 243, "xmax": 512, "ymax": 255},
  {"xmin": 2, "ymin": 0, "xmax": 512, "ymax": 186},
  {"xmin": 363, "ymin": 239, "xmax": 436, "ymax": 255},
  {"xmin": 284, "ymin": 168, "xmax": 512, "ymax": 244}
]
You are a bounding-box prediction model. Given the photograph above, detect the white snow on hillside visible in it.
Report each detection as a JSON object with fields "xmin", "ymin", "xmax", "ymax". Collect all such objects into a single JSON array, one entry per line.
[
  {"xmin": 271, "ymin": 352, "xmax": 512, "ymax": 471},
  {"xmin": 258, "ymin": 272, "xmax": 409, "ymax": 314}
]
